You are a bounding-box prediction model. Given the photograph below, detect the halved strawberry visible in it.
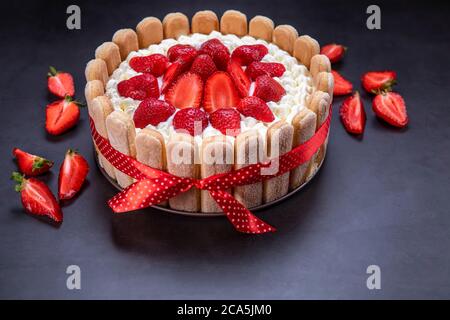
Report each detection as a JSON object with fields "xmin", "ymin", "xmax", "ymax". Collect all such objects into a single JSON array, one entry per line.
[
  {"xmin": 129, "ymin": 54, "xmax": 169, "ymax": 77},
  {"xmin": 245, "ymin": 62, "xmax": 286, "ymax": 80},
  {"xmin": 173, "ymin": 107, "xmax": 209, "ymax": 136},
  {"xmin": 339, "ymin": 92, "xmax": 366, "ymax": 134},
  {"xmin": 199, "ymin": 39, "xmax": 230, "ymax": 71},
  {"xmin": 161, "ymin": 61, "xmax": 184, "ymax": 93},
  {"xmin": 237, "ymin": 96, "xmax": 275, "ymax": 122},
  {"xmin": 12, "ymin": 172, "xmax": 62, "ymax": 223},
  {"xmin": 165, "ymin": 72, "xmax": 203, "ymax": 109},
  {"xmin": 253, "ymin": 74, "xmax": 285, "ymax": 102},
  {"xmin": 117, "ymin": 73, "xmax": 159, "ymax": 100},
  {"xmin": 320, "ymin": 44, "xmax": 346, "ymax": 63},
  {"xmin": 209, "ymin": 108, "xmax": 241, "ymax": 136},
  {"xmin": 58, "ymin": 149, "xmax": 89, "ymax": 200},
  {"xmin": 190, "ymin": 54, "xmax": 217, "ymax": 81},
  {"xmin": 13, "ymin": 148, "xmax": 53, "ymax": 176},
  {"xmin": 167, "ymin": 44, "xmax": 198, "ymax": 64},
  {"xmin": 203, "ymin": 71, "xmax": 240, "ymax": 113},
  {"xmin": 372, "ymin": 92, "xmax": 408, "ymax": 128},
  {"xmin": 133, "ymin": 98, "xmax": 175, "ymax": 128},
  {"xmin": 361, "ymin": 71, "xmax": 397, "ymax": 94},
  {"xmin": 332, "ymin": 70, "xmax": 353, "ymax": 96},
  {"xmin": 227, "ymin": 60, "xmax": 251, "ymax": 97},
  {"xmin": 47, "ymin": 66, "xmax": 75, "ymax": 98},
  {"xmin": 231, "ymin": 44, "xmax": 268, "ymax": 66},
  {"xmin": 45, "ymin": 96, "xmax": 81, "ymax": 135}
]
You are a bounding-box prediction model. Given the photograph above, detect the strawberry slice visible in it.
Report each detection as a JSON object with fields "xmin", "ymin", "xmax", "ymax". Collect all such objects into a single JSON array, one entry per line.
[
  {"xmin": 13, "ymin": 148, "xmax": 53, "ymax": 176},
  {"xmin": 320, "ymin": 44, "xmax": 346, "ymax": 63},
  {"xmin": 253, "ymin": 74, "xmax": 285, "ymax": 102},
  {"xmin": 161, "ymin": 61, "xmax": 184, "ymax": 93},
  {"xmin": 173, "ymin": 107, "xmax": 209, "ymax": 136},
  {"xmin": 237, "ymin": 96, "xmax": 275, "ymax": 122},
  {"xmin": 362, "ymin": 71, "xmax": 397, "ymax": 94},
  {"xmin": 332, "ymin": 70, "xmax": 353, "ymax": 96},
  {"xmin": 245, "ymin": 62, "xmax": 286, "ymax": 80},
  {"xmin": 372, "ymin": 92, "xmax": 408, "ymax": 128},
  {"xmin": 231, "ymin": 44, "xmax": 268, "ymax": 66},
  {"xmin": 58, "ymin": 149, "xmax": 89, "ymax": 200},
  {"xmin": 133, "ymin": 98, "xmax": 175, "ymax": 128},
  {"xmin": 190, "ymin": 54, "xmax": 217, "ymax": 81},
  {"xmin": 199, "ymin": 39, "xmax": 230, "ymax": 71},
  {"xmin": 11, "ymin": 172, "xmax": 62, "ymax": 223},
  {"xmin": 203, "ymin": 71, "xmax": 240, "ymax": 113},
  {"xmin": 47, "ymin": 66, "xmax": 75, "ymax": 98},
  {"xmin": 45, "ymin": 96, "xmax": 81, "ymax": 135},
  {"xmin": 209, "ymin": 108, "xmax": 241, "ymax": 136},
  {"xmin": 339, "ymin": 92, "xmax": 366, "ymax": 134},
  {"xmin": 165, "ymin": 73, "xmax": 203, "ymax": 109},
  {"xmin": 227, "ymin": 60, "xmax": 251, "ymax": 97},
  {"xmin": 167, "ymin": 44, "xmax": 198, "ymax": 64},
  {"xmin": 117, "ymin": 73, "xmax": 159, "ymax": 100},
  {"xmin": 129, "ymin": 54, "xmax": 169, "ymax": 77}
]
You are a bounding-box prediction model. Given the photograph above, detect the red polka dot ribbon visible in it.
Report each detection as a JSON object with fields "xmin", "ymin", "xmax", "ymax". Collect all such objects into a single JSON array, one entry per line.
[{"xmin": 89, "ymin": 107, "xmax": 331, "ymax": 234}]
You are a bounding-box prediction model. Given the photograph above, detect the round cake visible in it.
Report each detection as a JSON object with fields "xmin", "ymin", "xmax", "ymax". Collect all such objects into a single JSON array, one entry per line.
[{"xmin": 85, "ymin": 10, "xmax": 334, "ymax": 213}]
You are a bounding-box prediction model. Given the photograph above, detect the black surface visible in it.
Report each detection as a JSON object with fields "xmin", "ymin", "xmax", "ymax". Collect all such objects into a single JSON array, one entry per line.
[{"xmin": 1, "ymin": 0, "xmax": 449, "ymax": 299}]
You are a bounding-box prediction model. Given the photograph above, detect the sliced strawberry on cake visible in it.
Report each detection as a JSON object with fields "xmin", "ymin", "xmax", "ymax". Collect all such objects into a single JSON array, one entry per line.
[
  {"xmin": 245, "ymin": 62, "xmax": 286, "ymax": 80},
  {"xmin": 209, "ymin": 108, "xmax": 241, "ymax": 136},
  {"xmin": 190, "ymin": 54, "xmax": 217, "ymax": 81},
  {"xmin": 13, "ymin": 148, "xmax": 54, "ymax": 176},
  {"xmin": 117, "ymin": 73, "xmax": 159, "ymax": 100},
  {"xmin": 231, "ymin": 44, "xmax": 268, "ymax": 66},
  {"xmin": 227, "ymin": 60, "xmax": 251, "ymax": 97},
  {"xmin": 199, "ymin": 39, "xmax": 230, "ymax": 71},
  {"xmin": 129, "ymin": 53, "xmax": 169, "ymax": 77},
  {"xmin": 253, "ymin": 74, "xmax": 285, "ymax": 102},
  {"xmin": 237, "ymin": 96, "xmax": 275, "ymax": 122},
  {"xmin": 165, "ymin": 72, "xmax": 203, "ymax": 109},
  {"xmin": 161, "ymin": 61, "xmax": 184, "ymax": 93},
  {"xmin": 133, "ymin": 98, "xmax": 176, "ymax": 128},
  {"xmin": 203, "ymin": 71, "xmax": 240, "ymax": 113},
  {"xmin": 167, "ymin": 44, "xmax": 198, "ymax": 64},
  {"xmin": 173, "ymin": 107, "xmax": 209, "ymax": 136}
]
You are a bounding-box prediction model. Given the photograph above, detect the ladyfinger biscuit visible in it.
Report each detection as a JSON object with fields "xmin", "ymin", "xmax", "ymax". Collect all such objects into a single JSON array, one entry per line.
[
  {"xmin": 112, "ymin": 29, "xmax": 139, "ymax": 60},
  {"xmin": 234, "ymin": 130, "xmax": 263, "ymax": 208},
  {"xmin": 136, "ymin": 17, "xmax": 163, "ymax": 48},
  {"xmin": 85, "ymin": 80, "xmax": 105, "ymax": 117},
  {"xmin": 220, "ymin": 10, "xmax": 247, "ymax": 36},
  {"xmin": 310, "ymin": 54, "xmax": 331, "ymax": 78},
  {"xmin": 314, "ymin": 71, "xmax": 334, "ymax": 98},
  {"xmin": 95, "ymin": 42, "xmax": 121, "ymax": 76},
  {"xmin": 289, "ymin": 108, "xmax": 317, "ymax": 190},
  {"xmin": 201, "ymin": 136, "xmax": 234, "ymax": 213},
  {"xmin": 272, "ymin": 25, "xmax": 298, "ymax": 54},
  {"xmin": 249, "ymin": 15, "xmax": 274, "ymax": 42},
  {"xmin": 163, "ymin": 12, "xmax": 189, "ymax": 39},
  {"xmin": 85, "ymin": 59, "xmax": 109, "ymax": 87},
  {"xmin": 166, "ymin": 133, "xmax": 200, "ymax": 212},
  {"xmin": 191, "ymin": 10, "xmax": 219, "ymax": 34},
  {"xmin": 293, "ymin": 35, "xmax": 320, "ymax": 68},
  {"xmin": 263, "ymin": 121, "xmax": 294, "ymax": 203},
  {"xmin": 105, "ymin": 111, "xmax": 136, "ymax": 188}
]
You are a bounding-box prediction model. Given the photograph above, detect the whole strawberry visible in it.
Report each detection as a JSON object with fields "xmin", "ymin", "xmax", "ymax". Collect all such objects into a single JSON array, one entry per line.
[
  {"xmin": 173, "ymin": 107, "xmax": 209, "ymax": 136},
  {"xmin": 209, "ymin": 108, "xmax": 241, "ymax": 136},
  {"xmin": 47, "ymin": 66, "xmax": 75, "ymax": 98},
  {"xmin": 45, "ymin": 96, "xmax": 82, "ymax": 135},
  {"xmin": 13, "ymin": 148, "xmax": 53, "ymax": 176},
  {"xmin": 58, "ymin": 149, "xmax": 89, "ymax": 200},
  {"xmin": 133, "ymin": 98, "xmax": 175, "ymax": 128}
]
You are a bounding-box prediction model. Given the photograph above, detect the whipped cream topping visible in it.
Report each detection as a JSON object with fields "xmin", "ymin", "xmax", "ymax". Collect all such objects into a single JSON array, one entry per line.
[{"xmin": 106, "ymin": 31, "xmax": 313, "ymax": 145}]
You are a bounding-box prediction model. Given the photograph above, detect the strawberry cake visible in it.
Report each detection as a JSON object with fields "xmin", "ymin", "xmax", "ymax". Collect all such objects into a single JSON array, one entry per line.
[{"xmin": 85, "ymin": 10, "xmax": 333, "ymax": 213}]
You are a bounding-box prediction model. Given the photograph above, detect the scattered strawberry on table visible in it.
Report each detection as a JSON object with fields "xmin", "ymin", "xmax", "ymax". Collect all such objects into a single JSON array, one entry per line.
[
  {"xmin": 47, "ymin": 66, "xmax": 75, "ymax": 98},
  {"xmin": 320, "ymin": 43, "xmax": 346, "ymax": 63},
  {"xmin": 339, "ymin": 92, "xmax": 366, "ymax": 134},
  {"xmin": 45, "ymin": 96, "xmax": 83, "ymax": 135},
  {"xmin": 13, "ymin": 148, "xmax": 53, "ymax": 176},
  {"xmin": 58, "ymin": 149, "xmax": 89, "ymax": 200},
  {"xmin": 372, "ymin": 92, "xmax": 408, "ymax": 128},
  {"xmin": 361, "ymin": 71, "xmax": 397, "ymax": 94},
  {"xmin": 331, "ymin": 70, "xmax": 353, "ymax": 96}
]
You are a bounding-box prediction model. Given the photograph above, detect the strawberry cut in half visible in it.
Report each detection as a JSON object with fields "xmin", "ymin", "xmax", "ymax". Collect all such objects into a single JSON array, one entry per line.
[
  {"xmin": 372, "ymin": 92, "xmax": 408, "ymax": 128},
  {"xmin": 161, "ymin": 61, "xmax": 184, "ymax": 93},
  {"xmin": 13, "ymin": 148, "xmax": 53, "ymax": 176},
  {"xmin": 47, "ymin": 66, "xmax": 75, "ymax": 98},
  {"xmin": 117, "ymin": 73, "xmax": 159, "ymax": 100},
  {"xmin": 209, "ymin": 108, "xmax": 241, "ymax": 136},
  {"xmin": 45, "ymin": 96, "xmax": 82, "ymax": 135},
  {"xmin": 11, "ymin": 172, "xmax": 62, "ymax": 223},
  {"xmin": 173, "ymin": 107, "xmax": 209, "ymax": 136},
  {"xmin": 203, "ymin": 71, "xmax": 240, "ymax": 113},
  {"xmin": 190, "ymin": 54, "xmax": 217, "ymax": 81},
  {"xmin": 167, "ymin": 44, "xmax": 198, "ymax": 64},
  {"xmin": 199, "ymin": 39, "xmax": 230, "ymax": 71},
  {"xmin": 237, "ymin": 96, "xmax": 275, "ymax": 122},
  {"xmin": 340, "ymin": 92, "xmax": 366, "ymax": 135},
  {"xmin": 129, "ymin": 54, "xmax": 169, "ymax": 77},
  {"xmin": 320, "ymin": 44, "xmax": 346, "ymax": 63},
  {"xmin": 245, "ymin": 62, "xmax": 286, "ymax": 80},
  {"xmin": 231, "ymin": 44, "xmax": 268, "ymax": 66},
  {"xmin": 361, "ymin": 71, "xmax": 397, "ymax": 94},
  {"xmin": 227, "ymin": 60, "xmax": 251, "ymax": 98},
  {"xmin": 58, "ymin": 149, "xmax": 89, "ymax": 200},
  {"xmin": 253, "ymin": 74, "xmax": 285, "ymax": 102},
  {"xmin": 332, "ymin": 70, "xmax": 353, "ymax": 96},
  {"xmin": 165, "ymin": 72, "xmax": 203, "ymax": 109},
  {"xmin": 133, "ymin": 98, "xmax": 175, "ymax": 128}
]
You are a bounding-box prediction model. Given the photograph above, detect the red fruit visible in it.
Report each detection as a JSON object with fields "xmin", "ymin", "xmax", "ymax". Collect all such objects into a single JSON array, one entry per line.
[
  {"xmin": 165, "ymin": 73, "xmax": 203, "ymax": 109},
  {"xmin": 340, "ymin": 92, "xmax": 366, "ymax": 134},
  {"xmin": 47, "ymin": 66, "xmax": 75, "ymax": 98},
  {"xmin": 161, "ymin": 61, "xmax": 184, "ymax": 93},
  {"xmin": 167, "ymin": 44, "xmax": 198, "ymax": 64},
  {"xmin": 245, "ymin": 62, "xmax": 286, "ymax": 80},
  {"xmin": 209, "ymin": 108, "xmax": 241, "ymax": 136},
  {"xmin": 173, "ymin": 107, "xmax": 209, "ymax": 136},
  {"xmin": 58, "ymin": 149, "xmax": 89, "ymax": 200},
  {"xmin": 362, "ymin": 71, "xmax": 397, "ymax": 94},
  {"xmin": 117, "ymin": 73, "xmax": 159, "ymax": 100},
  {"xmin": 320, "ymin": 44, "xmax": 346, "ymax": 63},
  {"xmin": 253, "ymin": 74, "xmax": 285, "ymax": 102},
  {"xmin": 227, "ymin": 60, "xmax": 251, "ymax": 97},
  {"xmin": 129, "ymin": 54, "xmax": 169, "ymax": 77},
  {"xmin": 372, "ymin": 92, "xmax": 408, "ymax": 128},
  {"xmin": 203, "ymin": 71, "xmax": 240, "ymax": 113},
  {"xmin": 45, "ymin": 96, "xmax": 81, "ymax": 135},
  {"xmin": 13, "ymin": 148, "xmax": 53, "ymax": 176},
  {"xmin": 133, "ymin": 98, "xmax": 175, "ymax": 128},
  {"xmin": 231, "ymin": 44, "xmax": 268, "ymax": 66},
  {"xmin": 237, "ymin": 96, "xmax": 275, "ymax": 122},
  {"xmin": 332, "ymin": 70, "xmax": 353, "ymax": 96},
  {"xmin": 190, "ymin": 54, "xmax": 217, "ymax": 80},
  {"xmin": 199, "ymin": 39, "xmax": 230, "ymax": 70},
  {"xmin": 11, "ymin": 172, "xmax": 62, "ymax": 223}
]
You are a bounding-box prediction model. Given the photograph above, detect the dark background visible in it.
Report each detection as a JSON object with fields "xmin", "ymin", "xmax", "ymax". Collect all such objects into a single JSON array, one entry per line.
[{"xmin": 0, "ymin": 0, "xmax": 449, "ymax": 299}]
